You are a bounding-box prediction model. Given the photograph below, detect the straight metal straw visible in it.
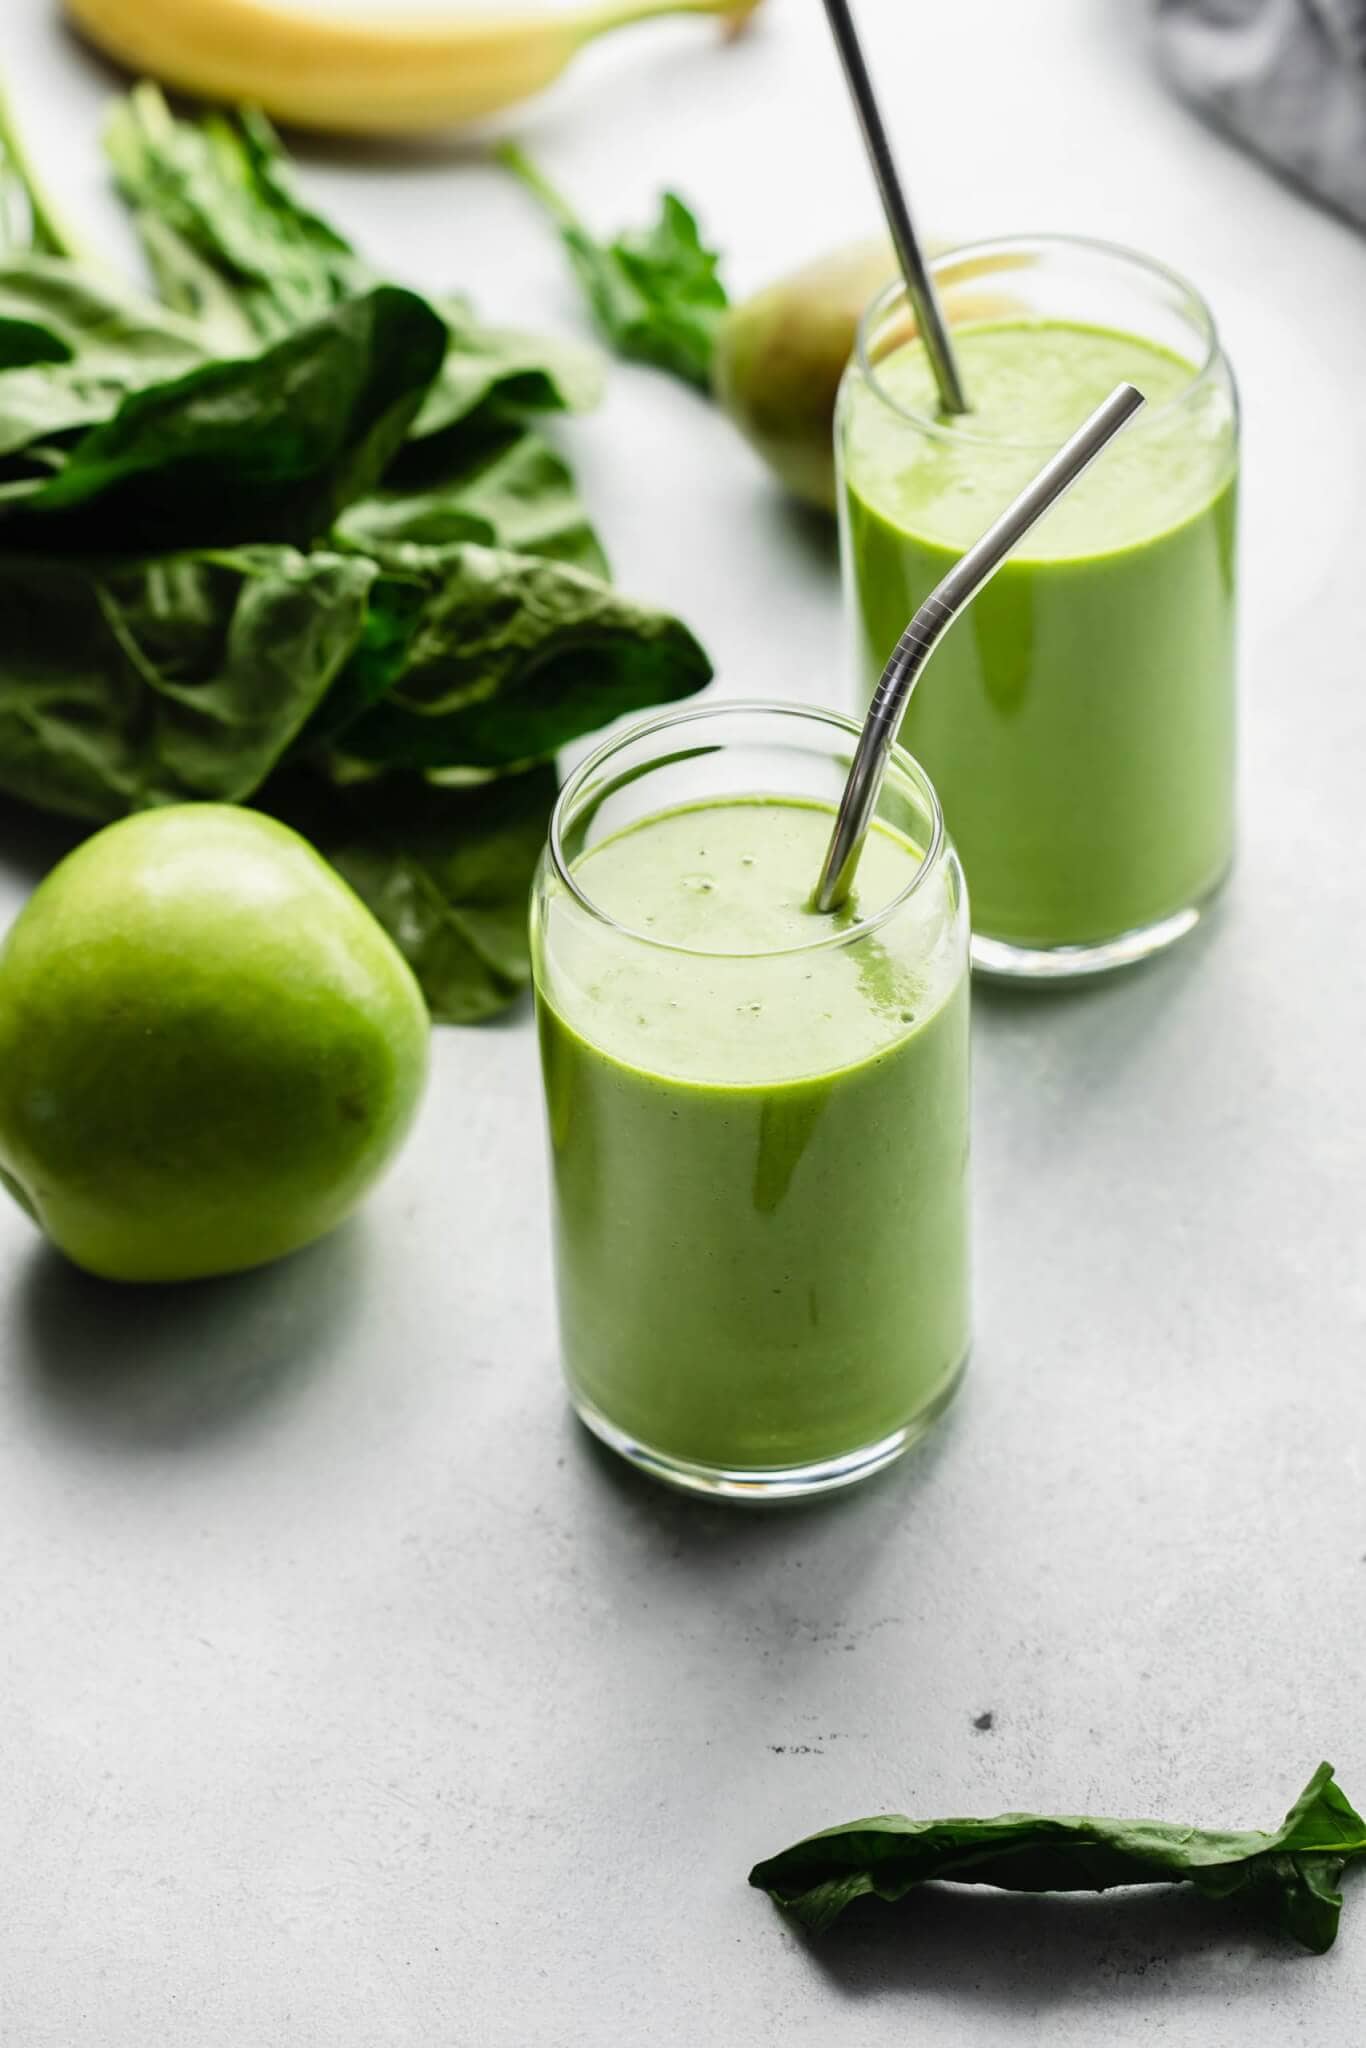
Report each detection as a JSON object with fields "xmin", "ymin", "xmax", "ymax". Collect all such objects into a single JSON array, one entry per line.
[
  {"xmin": 813, "ymin": 382, "xmax": 1148, "ymax": 915},
  {"xmin": 820, "ymin": 0, "xmax": 968, "ymax": 416}
]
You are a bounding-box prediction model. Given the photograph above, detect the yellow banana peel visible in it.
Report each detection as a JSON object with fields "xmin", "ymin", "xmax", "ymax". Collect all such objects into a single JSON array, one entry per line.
[{"xmin": 63, "ymin": 0, "xmax": 766, "ymax": 135}]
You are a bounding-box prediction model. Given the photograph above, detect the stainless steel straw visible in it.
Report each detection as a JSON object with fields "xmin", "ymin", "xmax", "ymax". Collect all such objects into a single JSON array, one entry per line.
[
  {"xmin": 820, "ymin": 0, "xmax": 968, "ymax": 415},
  {"xmin": 812, "ymin": 382, "xmax": 1147, "ymax": 915}
]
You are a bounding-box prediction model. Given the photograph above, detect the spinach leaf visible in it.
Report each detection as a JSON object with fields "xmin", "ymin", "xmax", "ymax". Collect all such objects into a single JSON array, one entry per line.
[
  {"xmin": 104, "ymin": 84, "xmax": 363, "ymax": 350},
  {"xmin": 499, "ymin": 146, "xmax": 727, "ymax": 390},
  {"xmin": 0, "ymin": 86, "xmax": 207, "ymax": 472},
  {"xmin": 750, "ymin": 1764, "xmax": 1366, "ymax": 1955},
  {"xmin": 0, "ymin": 545, "xmax": 374, "ymax": 821},
  {"xmin": 408, "ymin": 297, "xmax": 603, "ymax": 444},
  {"xmin": 104, "ymin": 88, "xmax": 604, "ymax": 434},
  {"xmin": 338, "ymin": 415, "xmax": 607, "ymax": 575},
  {"xmin": 0, "ymin": 260, "xmax": 209, "ymax": 465},
  {"xmin": 0, "ymin": 262, "xmax": 207, "ymax": 379},
  {"xmin": 267, "ymin": 760, "xmax": 556, "ymax": 1023},
  {"xmin": 4, "ymin": 286, "xmax": 447, "ymax": 551},
  {"xmin": 317, "ymin": 538, "xmax": 711, "ymax": 770}
]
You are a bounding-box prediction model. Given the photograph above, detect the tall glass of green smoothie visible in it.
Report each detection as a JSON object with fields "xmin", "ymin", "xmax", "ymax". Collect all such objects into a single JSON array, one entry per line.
[
  {"xmin": 838, "ymin": 237, "xmax": 1239, "ymax": 976},
  {"xmin": 531, "ymin": 702, "xmax": 971, "ymax": 1500}
]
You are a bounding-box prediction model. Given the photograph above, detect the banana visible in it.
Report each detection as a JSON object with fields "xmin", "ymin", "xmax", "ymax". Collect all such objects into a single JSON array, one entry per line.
[{"xmin": 63, "ymin": 0, "xmax": 765, "ymax": 136}]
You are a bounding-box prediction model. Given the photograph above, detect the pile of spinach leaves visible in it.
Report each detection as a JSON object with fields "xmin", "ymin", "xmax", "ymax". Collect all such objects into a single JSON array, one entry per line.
[{"xmin": 0, "ymin": 82, "xmax": 711, "ymax": 1020}]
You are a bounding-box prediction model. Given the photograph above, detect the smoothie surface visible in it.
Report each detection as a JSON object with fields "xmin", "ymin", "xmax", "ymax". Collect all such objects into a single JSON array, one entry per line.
[
  {"xmin": 560, "ymin": 797, "xmax": 951, "ymax": 1086},
  {"xmin": 846, "ymin": 319, "xmax": 1234, "ymax": 556}
]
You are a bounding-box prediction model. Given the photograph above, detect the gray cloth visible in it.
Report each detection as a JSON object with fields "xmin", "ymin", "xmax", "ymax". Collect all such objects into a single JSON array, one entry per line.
[{"xmin": 1156, "ymin": 0, "xmax": 1366, "ymax": 226}]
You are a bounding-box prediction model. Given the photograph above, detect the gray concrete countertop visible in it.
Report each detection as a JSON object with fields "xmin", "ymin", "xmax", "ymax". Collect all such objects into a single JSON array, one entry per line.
[{"xmin": 2, "ymin": 2, "xmax": 1365, "ymax": 2041}]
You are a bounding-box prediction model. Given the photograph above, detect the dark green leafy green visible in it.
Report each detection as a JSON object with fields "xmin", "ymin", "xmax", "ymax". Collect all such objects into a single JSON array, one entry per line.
[
  {"xmin": 409, "ymin": 297, "xmax": 603, "ymax": 444},
  {"xmin": 339, "ymin": 415, "xmax": 607, "ymax": 575},
  {"xmin": 266, "ymin": 761, "xmax": 556, "ymax": 1023},
  {"xmin": 324, "ymin": 539, "xmax": 708, "ymax": 770},
  {"xmin": 0, "ymin": 85, "xmax": 711, "ymax": 1021},
  {"xmin": 499, "ymin": 144, "xmax": 728, "ymax": 390},
  {"xmin": 749, "ymin": 1764, "xmax": 1366, "ymax": 1956},
  {"xmin": 0, "ymin": 262, "xmax": 209, "ymax": 464},
  {"xmin": 104, "ymin": 83, "xmax": 364, "ymax": 350},
  {"xmin": 4, "ymin": 286, "xmax": 447, "ymax": 551},
  {"xmin": 105, "ymin": 86, "xmax": 603, "ymax": 434},
  {"xmin": 0, "ymin": 546, "xmax": 374, "ymax": 821}
]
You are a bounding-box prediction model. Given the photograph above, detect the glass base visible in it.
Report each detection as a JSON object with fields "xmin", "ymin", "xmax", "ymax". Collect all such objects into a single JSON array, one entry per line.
[
  {"xmin": 971, "ymin": 892, "xmax": 1218, "ymax": 983},
  {"xmin": 571, "ymin": 1355, "xmax": 967, "ymax": 1503}
]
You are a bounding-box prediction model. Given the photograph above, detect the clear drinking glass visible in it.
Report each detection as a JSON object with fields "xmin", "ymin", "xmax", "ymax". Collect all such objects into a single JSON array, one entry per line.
[
  {"xmin": 837, "ymin": 235, "xmax": 1240, "ymax": 978},
  {"xmin": 531, "ymin": 701, "xmax": 971, "ymax": 1501}
]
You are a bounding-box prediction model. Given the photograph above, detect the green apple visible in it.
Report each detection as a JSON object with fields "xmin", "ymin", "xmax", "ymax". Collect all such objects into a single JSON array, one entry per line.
[{"xmin": 0, "ymin": 805, "xmax": 430, "ymax": 1282}]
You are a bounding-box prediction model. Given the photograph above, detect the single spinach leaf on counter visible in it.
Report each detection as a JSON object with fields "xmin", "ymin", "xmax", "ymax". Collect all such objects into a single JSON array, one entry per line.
[
  {"xmin": 750, "ymin": 1764, "xmax": 1366, "ymax": 1956},
  {"xmin": 267, "ymin": 759, "xmax": 557, "ymax": 1022},
  {"xmin": 499, "ymin": 145, "xmax": 727, "ymax": 391},
  {"xmin": 1, "ymin": 286, "xmax": 447, "ymax": 551},
  {"xmin": 0, "ymin": 545, "xmax": 374, "ymax": 821},
  {"xmin": 317, "ymin": 537, "xmax": 711, "ymax": 770},
  {"xmin": 338, "ymin": 415, "xmax": 607, "ymax": 575}
]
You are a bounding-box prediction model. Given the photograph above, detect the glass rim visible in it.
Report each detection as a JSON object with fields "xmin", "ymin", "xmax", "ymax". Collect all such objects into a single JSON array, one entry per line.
[
  {"xmin": 853, "ymin": 232, "xmax": 1225, "ymax": 451},
  {"xmin": 547, "ymin": 697, "xmax": 947, "ymax": 961}
]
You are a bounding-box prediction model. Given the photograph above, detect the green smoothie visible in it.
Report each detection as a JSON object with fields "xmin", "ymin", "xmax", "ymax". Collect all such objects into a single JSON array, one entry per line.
[
  {"xmin": 842, "ymin": 319, "xmax": 1238, "ymax": 950},
  {"xmin": 534, "ymin": 796, "xmax": 970, "ymax": 1480}
]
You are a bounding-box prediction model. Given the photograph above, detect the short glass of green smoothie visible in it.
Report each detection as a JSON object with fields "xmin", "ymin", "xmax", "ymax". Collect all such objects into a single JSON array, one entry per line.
[
  {"xmin": 838, "ymin": 236, "xmax": 1239, "ymax": 977},
  {"xmin": 531, "ymin": 701, "xmax": 971, "ymax": 1501}
]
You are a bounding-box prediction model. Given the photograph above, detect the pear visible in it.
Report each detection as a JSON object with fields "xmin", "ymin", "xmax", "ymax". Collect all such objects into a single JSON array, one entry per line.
[{"xmin": 713, "ymin": 239, "xmax": 1019, "ymax": 512}]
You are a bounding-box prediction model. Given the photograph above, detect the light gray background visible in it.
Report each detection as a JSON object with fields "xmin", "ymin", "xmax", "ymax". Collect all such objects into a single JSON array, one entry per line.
[{"xmin": 2, "ymin": 1, "xmax": 1364, "ymax": 2042}]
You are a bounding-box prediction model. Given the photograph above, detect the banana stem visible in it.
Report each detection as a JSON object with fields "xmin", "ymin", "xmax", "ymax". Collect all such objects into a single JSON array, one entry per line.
[{"xmin": 578, "ymin": 0, "xmax": 764, "ymax": 45}]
